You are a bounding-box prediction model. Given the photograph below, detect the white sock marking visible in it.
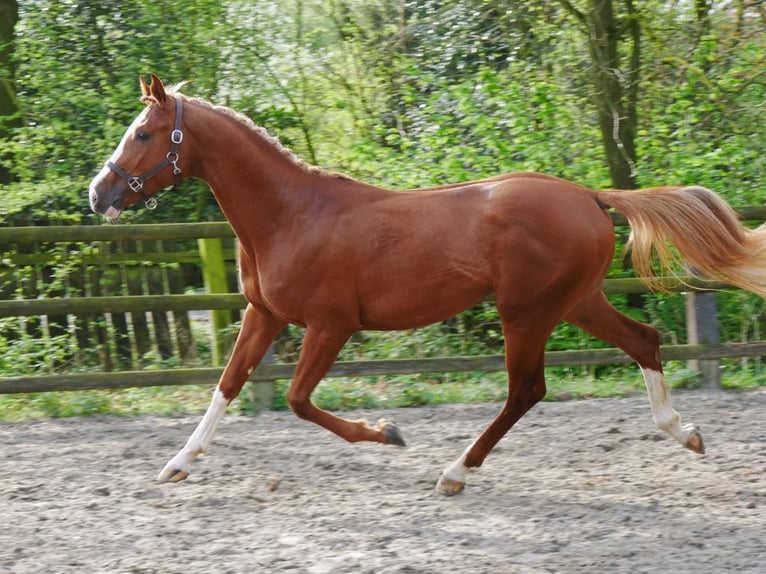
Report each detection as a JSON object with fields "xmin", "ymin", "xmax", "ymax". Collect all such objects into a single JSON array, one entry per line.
[
  {"xmin": 159, "ymin": 385, "xmax": 229, "ymax": 480},
  {"xmin": 640, "ymin": 368, "xmax": 696, "ymax": 445},
  {"xmin": 439, "ymin": 441, "xmax": 476, "ymax": 486}
]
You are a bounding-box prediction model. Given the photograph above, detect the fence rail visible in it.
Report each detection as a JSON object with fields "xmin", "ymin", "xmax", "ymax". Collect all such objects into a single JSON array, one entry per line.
[
  {"xmin": 3, "ymin": 342, "xmax": 766, "ymax": 395},
  {"xmin": 0, "ymin": 222, "xmax": 235, "ymax": 243},
  {"xmin": 0, "ymin": 294, "xmax": 245, "ymax": 316},
  {"xmin": 0, "ymin": 276, "xmax": 734, "ymax": 318},
  {"xmin": 2, "ymin": 207, "xmax": 766, "ymax": 395}
]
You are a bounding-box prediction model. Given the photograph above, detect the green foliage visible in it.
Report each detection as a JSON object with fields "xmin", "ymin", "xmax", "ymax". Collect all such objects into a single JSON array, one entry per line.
[
  {"xmin": 0, "ymin": 320, "xmax": 74, "ymax": 375},
  {"xmin": 1, "ymin": 178, "xmax": 90, "ymax": 222},
  {"xmin": 6, "ymin": 1, "xmax": 763, "ymax": 206},
  {"xmin": 4, "ymin": 0, "xmax": 225, "ymax": 221},
  {"xmin": 636, "ymin": 23, "xmax": 765, "ymax": 200},
  {"xmin": 2, "ymin": 1, "xmax": 765, "ymax": 420}
]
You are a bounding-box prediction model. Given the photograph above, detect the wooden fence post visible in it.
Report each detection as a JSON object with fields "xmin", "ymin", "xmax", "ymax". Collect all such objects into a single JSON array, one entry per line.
[
  {"xmin": 198, "ymin": 237, "xmax": 231, "ymax": 365},
  {"xmin": 144, "ymin": 241, "xmax": 174, "ymax": 361},
  {"xmin": 685, "ymin": 291, "xmax": 721, "ymax": 388},
  {"xmin": 247, "ymin": 345, "xmax": 276, "ymax": 411},
  {"xmin": 125, "ymin": 250, "xmax": 152, "ymax": 363},
  {"xmin": 164, "ymin": 241, "xmax": 196, "ymax": 364}
]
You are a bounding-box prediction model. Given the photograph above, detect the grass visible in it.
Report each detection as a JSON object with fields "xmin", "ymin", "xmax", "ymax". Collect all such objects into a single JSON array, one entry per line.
[
  {"xmin": 0, "ymin": 384, "xmax": 214, "ymax": 423},
  {"xmin": 1, "ymin": 361, "xmax": 763, "ymax": 423}
]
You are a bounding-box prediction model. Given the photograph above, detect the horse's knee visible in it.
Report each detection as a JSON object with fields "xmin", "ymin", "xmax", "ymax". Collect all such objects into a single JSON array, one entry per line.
[
  {"xmin": 514, "ymin": 377, "xmax": 546, "ymax": 409},
  {"xmin": 529, "ymin": 378, "xmax": 547, "ymax": 404},
  {"xmin": 644, "ymin": 324, "xmax": 660, "ymax": 347}
]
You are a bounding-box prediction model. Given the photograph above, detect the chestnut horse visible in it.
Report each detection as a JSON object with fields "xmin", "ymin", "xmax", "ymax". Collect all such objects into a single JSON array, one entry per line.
[{"xmin": 90, "ymin": 75, "xmax": 766, "ymax": 495}]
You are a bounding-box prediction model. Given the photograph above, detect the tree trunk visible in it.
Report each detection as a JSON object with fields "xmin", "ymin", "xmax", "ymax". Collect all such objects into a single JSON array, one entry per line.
[
  {"xmin": 0, "ymin": 0, "xmax": 20, "ymax": 184},
  {"xmin": 585, "ymin": 0, "xmax": 640, "ymax": 190},
  {"xmin": 560, "ymin": 0, "xmax": 640, "ymax": 189},
  {"xmin": 560, "ymin": 0, "xmax": 643, "ymax": 307}
]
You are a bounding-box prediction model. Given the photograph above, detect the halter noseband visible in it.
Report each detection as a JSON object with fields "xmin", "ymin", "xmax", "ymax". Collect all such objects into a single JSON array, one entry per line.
[{"xmin": 106, "ymin": 97, "xmax": 184, "ymax": 210}]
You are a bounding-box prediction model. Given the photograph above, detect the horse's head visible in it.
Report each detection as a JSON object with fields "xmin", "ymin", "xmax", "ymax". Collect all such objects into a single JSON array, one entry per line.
[{"xmin": 89, "ymin": 74, "xmax": 185, "ymax": 219}]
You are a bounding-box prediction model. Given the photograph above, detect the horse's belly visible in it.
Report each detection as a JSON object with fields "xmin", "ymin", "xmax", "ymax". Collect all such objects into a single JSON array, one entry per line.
[{"xmin": 358, "ymin": 280, "xmax": 491, "ymax": 330}]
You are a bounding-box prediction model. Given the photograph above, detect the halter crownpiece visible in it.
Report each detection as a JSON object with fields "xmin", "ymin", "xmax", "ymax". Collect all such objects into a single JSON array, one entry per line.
[{"xmin": 106, "ymin": 96, "xmax": 184, "ymax": 210}]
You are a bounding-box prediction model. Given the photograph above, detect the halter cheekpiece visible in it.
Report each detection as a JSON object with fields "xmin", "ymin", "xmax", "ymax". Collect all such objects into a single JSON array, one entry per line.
[{"xmin": 106, "ymin": 97, "xmax": 184, "ymax": 210}]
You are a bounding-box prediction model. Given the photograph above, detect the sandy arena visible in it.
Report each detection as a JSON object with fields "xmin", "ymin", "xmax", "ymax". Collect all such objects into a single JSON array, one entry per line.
[{"xmin": 2, "ymin": 389, "xmax": 764, "ymax": 573}]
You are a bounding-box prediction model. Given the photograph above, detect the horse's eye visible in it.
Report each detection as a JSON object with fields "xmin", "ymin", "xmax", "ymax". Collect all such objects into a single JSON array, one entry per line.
[{"xmin": 136, "ymin": 130, "xmax": 150, "ymax": 141}]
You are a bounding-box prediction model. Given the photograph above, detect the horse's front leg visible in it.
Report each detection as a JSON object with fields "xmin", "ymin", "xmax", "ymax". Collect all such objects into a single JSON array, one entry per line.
[
  {"xmin": 158, "ymin": 304, "xmax": 285, "ymax": 482},
  {"xmin": 286, "ymin": 327, "xmax": 406, "ymax": 446}
]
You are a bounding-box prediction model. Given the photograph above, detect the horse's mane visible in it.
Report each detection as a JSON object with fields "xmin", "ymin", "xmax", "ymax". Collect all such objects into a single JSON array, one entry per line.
[{"xmin": 166, "ymin": 84, "xmax": 329, "ymax": 176}]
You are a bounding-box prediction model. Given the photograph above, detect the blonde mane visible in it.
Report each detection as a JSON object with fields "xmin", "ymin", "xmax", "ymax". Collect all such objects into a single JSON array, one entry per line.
[{"xmin": 167, "ymin": 84, "xmax": 328, "ymax": 176}]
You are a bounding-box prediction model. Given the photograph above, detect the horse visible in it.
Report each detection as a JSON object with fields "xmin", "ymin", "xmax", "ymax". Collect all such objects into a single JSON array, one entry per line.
[{"xmin": 89, "ymin": 74, "xmax": 766, "ymax": 495}]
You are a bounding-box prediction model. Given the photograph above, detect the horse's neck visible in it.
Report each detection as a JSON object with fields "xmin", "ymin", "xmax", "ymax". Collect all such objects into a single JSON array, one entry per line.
[{"xmin": 190, "ymin": 108, "xmax": 317, "ymax": 248}]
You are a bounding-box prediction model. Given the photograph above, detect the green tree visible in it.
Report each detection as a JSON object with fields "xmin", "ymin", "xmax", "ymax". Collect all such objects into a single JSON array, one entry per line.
[{"xmin": 4, "ymin": 0, "xmax": 224, "ymax": 221}]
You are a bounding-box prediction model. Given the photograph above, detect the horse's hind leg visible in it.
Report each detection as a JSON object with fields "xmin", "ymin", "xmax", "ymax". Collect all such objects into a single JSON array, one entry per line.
[
  {"xmin": 564, "ymin": 291, "xmax": 705, "ymax": 454},
  {"xmin": 158, "ymin": 304, "xmax": 285, "ymax": 482}
]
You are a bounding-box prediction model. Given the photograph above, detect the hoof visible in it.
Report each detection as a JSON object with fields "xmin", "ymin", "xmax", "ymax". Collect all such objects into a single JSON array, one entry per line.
[
  {"xmin": 684, "ymin": 428, "xmax": 705, "ymax": 455},
  {"xmin": 158, "ymin": 467, "xmax": 189, "ymax": 483},
  {"xmin": 435, "ymin": 476, "xmax": 465, "ymax": 496},
  {"xmin": 379, "ymin": 419, "xmax": 406, "ymax": 446}
]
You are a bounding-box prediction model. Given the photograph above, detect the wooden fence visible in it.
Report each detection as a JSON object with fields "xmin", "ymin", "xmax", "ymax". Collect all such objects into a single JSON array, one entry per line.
[
  {"xmin": 0, "ymin": 223, "xmax": 241, "ymax": 370},
  {"xmin": 2, "ymin": 208, "xmax": 766, "ymax": 395}
]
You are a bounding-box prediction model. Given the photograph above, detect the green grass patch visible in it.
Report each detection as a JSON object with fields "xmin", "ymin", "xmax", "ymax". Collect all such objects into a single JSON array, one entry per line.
[
  {"xmin": 0, "ymin": 385, "xmax": 214, "ymax": 422},
  {"xmin": 1, "ymin": 363, "xmax": 764, "ymax": 423}
]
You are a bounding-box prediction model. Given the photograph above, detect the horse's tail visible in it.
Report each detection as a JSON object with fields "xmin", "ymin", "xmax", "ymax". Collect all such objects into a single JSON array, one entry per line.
[{"xmin": 597, "ymin": 185, "xmax": 766, "ymax": 298}]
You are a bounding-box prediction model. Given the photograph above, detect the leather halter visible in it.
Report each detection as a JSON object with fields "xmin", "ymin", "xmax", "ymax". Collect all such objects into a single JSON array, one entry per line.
[{"xmin": 106, "ymin": 97, "xmax": 184, "ymax": 210}]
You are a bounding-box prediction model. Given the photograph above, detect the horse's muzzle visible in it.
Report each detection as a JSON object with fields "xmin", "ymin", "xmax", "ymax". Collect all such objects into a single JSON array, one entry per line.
[{"xmin": 89, "ymin": 167, "xmax": 124, "ymax": 220}]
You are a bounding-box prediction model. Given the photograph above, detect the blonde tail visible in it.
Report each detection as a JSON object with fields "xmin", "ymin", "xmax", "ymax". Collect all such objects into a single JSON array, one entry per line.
[{"xmin": 598, "ymin": 186, "xmax": 766, "ymax": 299}]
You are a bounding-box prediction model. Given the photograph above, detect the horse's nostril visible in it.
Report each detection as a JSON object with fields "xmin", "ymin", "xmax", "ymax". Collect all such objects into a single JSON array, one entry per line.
[{"xmin": 88, "ymin": 185, "xmax": 109, "ymax": 214}]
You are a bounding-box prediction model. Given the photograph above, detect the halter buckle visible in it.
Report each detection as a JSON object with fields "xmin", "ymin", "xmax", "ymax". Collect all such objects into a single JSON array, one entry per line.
[
  {"xmin": 128, "ymin": 177, "xmax": 144, "ymax": 193},
  {"xmin": 171, "ymin": 129, "xmax": 184, "ymax": 145}
]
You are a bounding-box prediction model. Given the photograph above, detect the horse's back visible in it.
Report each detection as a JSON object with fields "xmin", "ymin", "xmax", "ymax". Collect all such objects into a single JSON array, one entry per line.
[{"xmin": 346, "ymin": 173, "xmax": 616, "ymax": 329}]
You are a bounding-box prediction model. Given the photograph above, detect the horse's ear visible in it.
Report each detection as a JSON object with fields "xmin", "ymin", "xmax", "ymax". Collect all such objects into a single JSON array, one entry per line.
[
  {"xmin": 148, "ymin": 73, "xmax": 168, "ymax": 105},
  {"xmin": 139, "ymin": 74, "xmax": 150, "ymax": 98}
]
